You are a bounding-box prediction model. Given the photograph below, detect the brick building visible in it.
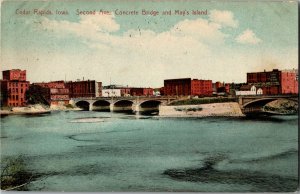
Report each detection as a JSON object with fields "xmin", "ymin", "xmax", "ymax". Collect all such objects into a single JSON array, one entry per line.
[
  {"xmin": 2, "ymin": 69, "xmax": 26, "ymax": 81},
  {"xmin": 191, "ymin": 79, "xmax": 213, "ymax": 96},
  {"xmin": 281, "ymin": 69, "xmax": 298, "ymax": 94},
  {"xmin": 66, "ymin": 80, "xmax": 102, "ymax": 98},
  {"xmin": 164, "ymin": 78, "xmax": 191, "ymax": 96},
  {"xmin": 0, "ymin": 69, "xmax": 29, "ymax": 107},
  {"xmin": 96, "ymin": 82, "xmax": 102, "ymax": 97},
  {"xmin": 164, "ymin": 78, "xmax": 213, "ymax": 96},
  {"xmin": 213, "ymin": 82, "xmax": 230, "ymax": 95},
  {"xmin": 130, "ymin": 88, "xmax": 154, "ymax": 96},
  {"xmin": 247, "ymin": 69, "xmax": 298, "ymax": 95},
  {"xmin": 33, "ymin": 81, "xmax": 69, "ymax": 105}
]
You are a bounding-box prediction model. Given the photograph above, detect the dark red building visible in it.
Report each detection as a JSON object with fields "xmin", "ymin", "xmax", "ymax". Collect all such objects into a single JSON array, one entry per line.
[
  {"xmin": 66, "ymin": 80, "xmax": 99, "ymax": 98},
  {"xmin": 130, "ymin": 88, "xmax": 154, "ymax": 96},
  {"xmin": 0, "ymin": 69, "xmax": 29, "ymax": 107},
  {"xmin": 164, "ymin": 78, "xmax": 213, "ymax": 96},
  {"xmin": 164, "ymin": 78, "xmax": 191, "ymax": 96},
  {"xmin": 191, "ymin": 79, "xmax": 213, "ymax": 96},
  {"xmin": 247, "ymin": 69, "xmax": 298, "ymax": 95}
]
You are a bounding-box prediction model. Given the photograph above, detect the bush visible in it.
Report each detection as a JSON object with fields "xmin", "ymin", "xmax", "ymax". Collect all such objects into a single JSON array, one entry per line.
[
  {"xmin": 1, "ymin": 156, "xmax": 34, "ymax": 190},
  {"xmin": 175, "ymin": 107, "xmax": 203, "ymax": 112}
]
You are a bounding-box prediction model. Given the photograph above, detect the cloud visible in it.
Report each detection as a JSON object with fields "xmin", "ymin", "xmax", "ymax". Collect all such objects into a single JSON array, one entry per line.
[
  {"xmin": 170, "ymin": 18, "xmax": 226, "ymax": 44},
  {"xmin": 236, "ymin": 29, "xmax": 262, "ymax": 44},
  {"xmin": 40, "ymin": 14, "xmax": 228, "ymax": 48},
  {"xmin": 23, "ymin": 10, "xmax": 274, "ymax": 86},
  {"xmin": 209, "ymin": 9, "xmax": 238, "ymax": 28},
  {"xmin": 40, "ymin": 14, "xmax": 119, "ymax": 44}
]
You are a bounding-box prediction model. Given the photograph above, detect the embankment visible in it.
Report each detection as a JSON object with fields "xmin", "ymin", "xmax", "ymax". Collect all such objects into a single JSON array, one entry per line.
[
  {"xmin": 0, "ymin": 104, "xmax": 51, "ymax": 115},
  {"xmin": 159, "ymin": 102, "xmax": 244, "ymax": 117}
]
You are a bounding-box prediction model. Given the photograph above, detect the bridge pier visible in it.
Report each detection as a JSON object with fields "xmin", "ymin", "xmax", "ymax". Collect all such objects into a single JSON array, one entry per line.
[
  {"xmin": 88, "ymin": 103, "xmax": 93, "ymax": 111},
  {"xmin": 72, "ymin": 97, "xmax": 177, "ymax": 112},
  {"xmin": 109, "ymin": 104, "xmax": 114, "ymax": 112}
]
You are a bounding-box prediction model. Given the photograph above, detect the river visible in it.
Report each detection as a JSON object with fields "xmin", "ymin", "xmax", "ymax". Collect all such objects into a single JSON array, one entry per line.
[{"xmin": 0, "ymin": 111, "xmax": 298, "ymax": 192}]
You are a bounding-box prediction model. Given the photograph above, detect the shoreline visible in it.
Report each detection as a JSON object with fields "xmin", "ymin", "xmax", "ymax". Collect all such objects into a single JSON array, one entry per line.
[
  {"xmin": 1, "ymin": 101, "xmax": 297, "ymax": 118},
  {"xmin": 0, "ymin": 104, "xmax": 80, "ymax": 116},
  {"xmin": 159, "ymin": 102, "xmax": 244, "ymax": 117}
]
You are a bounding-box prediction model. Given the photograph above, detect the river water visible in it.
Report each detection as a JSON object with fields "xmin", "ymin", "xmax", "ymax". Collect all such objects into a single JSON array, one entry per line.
[{"xmin": 0, "ymin": 111, "xmax": 298, "ymax": 192}]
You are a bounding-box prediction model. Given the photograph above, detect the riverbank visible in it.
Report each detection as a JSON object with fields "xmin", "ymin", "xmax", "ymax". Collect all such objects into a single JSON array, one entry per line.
[
  {"xmin": 0, "ymin": 104, "xmax": 51, "ymax": 116},
  {"xmin": 159, "ymin": 102, "xmax": 244, "ymax": 117},
  {"xmin": 0, "ymin": 104, "xmax": 81, "ymax": 116}
]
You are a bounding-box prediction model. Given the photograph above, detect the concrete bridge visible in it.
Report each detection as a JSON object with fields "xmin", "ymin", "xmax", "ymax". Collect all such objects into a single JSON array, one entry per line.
[
  {"xmin": 70, "ymin": 96, "xmax": 177, "ymax": 113},
  {"xmin": 70, "ymin": 95, "xmax": 298, "ymax": 115},
  {"xmin": 238, "ymin": 95, "xmax": 298, "ymax": 115}
]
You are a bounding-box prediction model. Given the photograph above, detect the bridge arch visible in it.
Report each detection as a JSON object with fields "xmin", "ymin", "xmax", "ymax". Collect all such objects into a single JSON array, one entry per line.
[
  {"xmin": 138, "ymin": 100, "xmax": 162, "ymax": 115},
  {"xmin": 139, "ymin": 100, "xmax": 162, "ymax": 108},
  {"xmin": 242, "ymin": 98, "xmax": 293, "ymax": 115},
  {"xmin": 243, "ymin": 98, "xmax": 281, "ymax": 109},
  {"xmin": 92, "ymin": 100, "xmax": 110, "ymax": 111},
  {"xmin": 113, "ymin": 100, "xmax": 134, "ymax": 112},
  {"xmin": 75, "ymin": 100, "xmax": 90, "ymax": 111}
]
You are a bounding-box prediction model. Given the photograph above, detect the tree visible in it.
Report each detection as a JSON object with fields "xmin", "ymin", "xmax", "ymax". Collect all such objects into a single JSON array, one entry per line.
[{"xmin": 25, "ymin": 85, "xmax": 50, "ymax": 106}]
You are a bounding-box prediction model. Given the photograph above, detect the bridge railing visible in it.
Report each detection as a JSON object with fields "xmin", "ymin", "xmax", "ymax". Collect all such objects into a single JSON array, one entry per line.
[
  {"xmin": 239, "ymin": 94, "xmax": 298, "ymax": 98},
  {"xmin": 71, "ymin": 96, "xmax": 180, "ymax": 101}
]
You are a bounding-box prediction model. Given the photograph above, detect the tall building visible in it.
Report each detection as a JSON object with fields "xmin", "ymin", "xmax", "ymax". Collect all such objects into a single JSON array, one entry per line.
[
  {"xmin": 247, "ymin": 69, "xmax": 298, "ymax": 95},
  {"xmin": 164, "ymin": 78, "xmax": 191, "ymax": 96},
  {"xmin": 164, "ymin": 78, "xmax": 213, "ymax": 96},
  {"xmin": 0, "ymin": 69, "xmax": 30, "ymax": 107},
  {"xmin": 191, "ymin": 79, "xmax": 213, "ymax": 96},
  {"xmin": 66, "ymin": 80, "xmax": 101, "ymax": 98}
]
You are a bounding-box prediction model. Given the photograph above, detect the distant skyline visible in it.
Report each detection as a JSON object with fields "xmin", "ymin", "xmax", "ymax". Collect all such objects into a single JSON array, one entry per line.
[{"xmin": 1, "ymin": 0, "xmax": 298, "ymax": 87}]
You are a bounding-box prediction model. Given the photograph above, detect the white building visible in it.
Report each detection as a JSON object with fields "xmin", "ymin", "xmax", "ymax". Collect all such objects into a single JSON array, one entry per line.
[
  {"xmin": 235, "ymin": 85, "xmax": 263, "ymax": 96},
  {"xmin": 102, "ymin": 89, "xmax": 122, "ymax": 97}
]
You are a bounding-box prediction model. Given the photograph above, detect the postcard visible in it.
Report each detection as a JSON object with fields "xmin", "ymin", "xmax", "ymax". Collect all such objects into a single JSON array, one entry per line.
[{"xmin": 0, "ymin": 0, "xmax": 298, "ymax": 192}]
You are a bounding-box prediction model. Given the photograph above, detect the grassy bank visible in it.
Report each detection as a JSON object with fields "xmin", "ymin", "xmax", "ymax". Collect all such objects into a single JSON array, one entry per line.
[
  {"xmin": 169, "ymin": 97, "xmax": 237, "ymax": 106},
  {"xmin": 1, "ymin": 156, "xmax": 36, "ymax": 191}
]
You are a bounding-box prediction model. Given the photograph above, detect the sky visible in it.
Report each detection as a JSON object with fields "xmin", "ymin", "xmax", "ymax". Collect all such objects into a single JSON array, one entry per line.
[{"xmin": 1, "ymin": 0, "xmax": 298, "ymax": 87}]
